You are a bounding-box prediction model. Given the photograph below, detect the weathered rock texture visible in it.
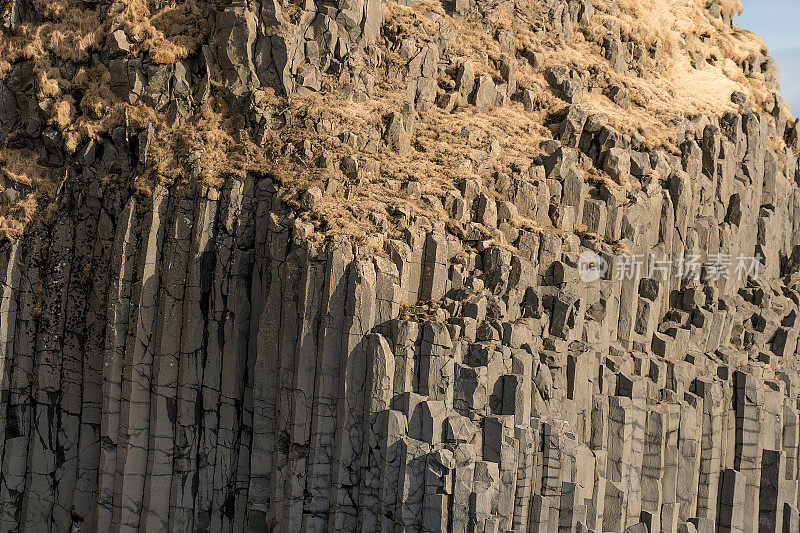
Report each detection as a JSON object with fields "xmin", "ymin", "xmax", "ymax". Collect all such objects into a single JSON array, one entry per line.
[{"xmin": 2, "ymin": 0, "xmax": 800, "ymax": 531}]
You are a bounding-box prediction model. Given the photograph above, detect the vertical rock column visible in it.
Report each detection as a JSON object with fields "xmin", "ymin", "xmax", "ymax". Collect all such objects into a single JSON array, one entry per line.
[
  {"xmin": 696, "ymin": 378, "xmax": 723, "ymax": 525},
  {"xmin": 71, "ymin": 187, "xmax": 120, "ymax": 531},
  {"xmin": 114, "ymin": 185, "xmax": 168, "ymax": 531},
  {"xmin": 193, "ymin": 183, "xmax": 244, "ymax": 529},
  {"xmin": 328, "ymin": 258, "xmax": 377, "ymax": 531},
  {"xmin": 57, "ymin": 186, "xmax": 103, "ymax": 531},
  {"xmin": 302, "ymin": 238, "xmax": 354, "ymax": 532},
  {"xmin": 96, "ymin": 198, "xmax": 139, "ymax": 531},
  {"xmin": 735, "ymin": 371, "xmax": 764, "ymax": 533},
  {"xmin": 247, "ymin": 190, "xmax": 287, "ymax": 529},
  {"xmin": 141, "ymin": 190, "xmax": 195, "ymax": 531},
  {"xmin": 210, "ymin": 179, "xmax": 258, "ymax": 532},
  {"xmin": 170, "ymin": 188, "xmax": 220, "ymax": 531},
  {"xmin": 604, "ymin": 396, "xmax": 633, "ymax": 531},
  {"xmin": 279, "ymin": 245, "xmax": 326, "ymax": 531},
  {"xmin": 641, "ymin": 407, "xmax": 667, "ymax": 529},
  {"xmin": 356, "ymin": 332, "xmax": 396, "ymax": 530},
  {"xmin": 0, "ymin": 240, "xmax": 21, "ymax": 530},
  {"xmin": 22, "ymin": 197, "xmax": 77, "ymax": 530}
]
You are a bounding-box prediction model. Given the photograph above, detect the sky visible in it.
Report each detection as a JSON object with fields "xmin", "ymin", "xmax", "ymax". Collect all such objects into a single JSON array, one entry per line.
[{"xmin": 737, "ymin": 0, "xmax": 800, "ymax": 115}]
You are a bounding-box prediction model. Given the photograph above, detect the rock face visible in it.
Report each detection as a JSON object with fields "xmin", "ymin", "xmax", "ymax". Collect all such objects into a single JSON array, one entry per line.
[
  {"xmin": 3, "ymin": 115, "xmax": 800, "ymax": 532},
  {"xmin": 2, "ymin": 0, "xmax": 800, "ymax": 531}
]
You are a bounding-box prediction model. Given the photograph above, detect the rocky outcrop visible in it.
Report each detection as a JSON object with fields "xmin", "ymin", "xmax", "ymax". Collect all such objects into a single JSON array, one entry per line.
[
  {"xmin": 1, "ymin": 0, "xmax": 800, "ymax": 531},
  {"xmin": 216, "ymin": 0, "xmax": 382, "ymax": 96},
  {"xmin": 2, "ymin": 97, "xmax": 800, "ymax": 531}
]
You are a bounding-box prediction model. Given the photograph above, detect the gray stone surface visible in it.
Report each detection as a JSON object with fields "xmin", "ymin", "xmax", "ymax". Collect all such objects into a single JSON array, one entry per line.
[{"xmin": 0, "ymin": 1, "xmax": 798, "ymax": 531}]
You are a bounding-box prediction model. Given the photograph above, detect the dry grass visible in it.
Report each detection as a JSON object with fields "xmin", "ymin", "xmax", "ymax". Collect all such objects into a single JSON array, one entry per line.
[
  {"xmin": 268, "ymin": 68, "xmax": 557, "ymax": 242},
  {"xmin": 0, "ymin": 149, "xmax": 57, "ymax": 240},
  {"xmin": 718, "ymin": 0, "xmax": 744, "ymax": 19},
  {"xmin": 97, "ymin": 93, "xmax": 276, "ymax": 215},
  {"xmin": 0, "ymin": 0, "xmax": 211, "ymax": 68},
  {"xmin": 0, "ymin": 0, "xmax": 214, "ymax": 237},
  {"xmin": 0, "ymin": 0, "xmax": 214, "ymax": 140},
  {"xmin": 273, "ymin": 0, "xmax": 785, "ymax": 241},
  {"xmin": 559, "ymin": 0, "xmax": 772, "ymax": 147},
  {"xmin": 116, "ymin": 0, "xmax": 212, "ymax": 64},
  {"xmin": 0, "ymin": 0, "xmax": 788, "ymax": 244}
]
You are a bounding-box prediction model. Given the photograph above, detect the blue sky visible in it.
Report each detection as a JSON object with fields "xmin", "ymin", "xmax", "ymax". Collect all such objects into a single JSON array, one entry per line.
[{"xmin": 737, "ymin": 0, "xmax": 800, "ymax": 115}]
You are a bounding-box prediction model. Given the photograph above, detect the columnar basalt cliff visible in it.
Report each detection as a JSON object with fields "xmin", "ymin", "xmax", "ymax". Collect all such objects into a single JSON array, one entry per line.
[{"xmin": 1, "ymin": 0, "xmax": 800, "ymax": 531}]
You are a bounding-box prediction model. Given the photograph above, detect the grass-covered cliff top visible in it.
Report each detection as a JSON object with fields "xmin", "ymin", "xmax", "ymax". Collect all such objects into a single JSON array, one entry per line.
[{"xmin": 0, "ymin": 0, "xmax": 789, "ymax": 244}]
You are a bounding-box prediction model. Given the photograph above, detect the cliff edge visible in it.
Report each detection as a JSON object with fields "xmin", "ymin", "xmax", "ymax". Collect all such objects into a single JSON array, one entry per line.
[{"xmin": 0, "ymin": 0, "xmax": 799, "ymax": 532}]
